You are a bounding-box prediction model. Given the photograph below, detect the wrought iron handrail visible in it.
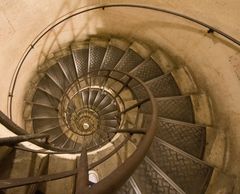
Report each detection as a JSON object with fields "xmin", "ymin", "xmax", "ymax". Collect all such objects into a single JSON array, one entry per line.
[
  {"xmin": 3, "ymin": 3, "xmax": 235, "ymax": 193},
  {"xmin": 0, "ymin": 69, "xmax": 157, "ymax": 193},
  {"xmin": 0, "ymin": 110, "xmax": 80, "ymax": 153},
  {"xmin": 0, "ymin": 136, "xmax": 130, "ymax": 190},
  {"xmin": 0, "ymin": 134, "xmax": 49, "ymax": 146},
  {"xmin": 79, "ymin": 69, "xmax": 157, "ymax": 194},
  {"xmin": 2, "ymin": 69, "xmax": 155, "ymax": 153},
  {"xmin": 7, "ymin": 3, "xmax": 240, "ymax": 118}
]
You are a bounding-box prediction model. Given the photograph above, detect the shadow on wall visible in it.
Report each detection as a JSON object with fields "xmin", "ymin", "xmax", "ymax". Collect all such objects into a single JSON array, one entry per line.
[
  {"xmin": 35, "ymin": 1, "xmax": 94, "ymax": 68},
  {"xmin": 10, "ymin": 4, "xmax": 240, "ymax": 176}
]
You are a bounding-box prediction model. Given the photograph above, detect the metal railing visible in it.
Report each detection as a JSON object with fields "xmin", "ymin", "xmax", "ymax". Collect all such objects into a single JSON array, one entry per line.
[
  {"xmin": 1, "ymin": 69, "xmax": 157, "ymax": 194},
  {"xmin": 7, "ymin": 3, "xmax": 240, "ymax": 118},
  {"xmin": 2, "ymin": 3, "xmax": 239, "ymax": 193}
]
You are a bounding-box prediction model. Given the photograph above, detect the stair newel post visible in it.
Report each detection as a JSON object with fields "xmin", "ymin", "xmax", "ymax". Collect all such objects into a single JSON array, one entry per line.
[{"xmin": 76, "ymin": 147, "xmax": 89, "ymax": 194}]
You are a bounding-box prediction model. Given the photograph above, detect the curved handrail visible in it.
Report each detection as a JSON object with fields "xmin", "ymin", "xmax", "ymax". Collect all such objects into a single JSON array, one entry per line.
[
  {"xmin": 1, "ymin": 69, "xmax": 157, "ymax": 193},
  {"xmin": 0, "ymin": 136, "xmax": 130, "ymax": 190},
  {"xmin": 7, "ymin": 3, "xmax": 240, "ymax": 117},
  {"xmin": 83, "ymin": 69, "xmax": 158, "ymax": 194},
  {"xmin": 2, "ymin": 69, "xmax": 156, "ymax": 153},
  {"xmin": 0, "ymin": 110, "xmax": 81, "ymax": 153},
  {"xmin": 3, "ymin": 3, "xmax": 236, "ymax": 193}
]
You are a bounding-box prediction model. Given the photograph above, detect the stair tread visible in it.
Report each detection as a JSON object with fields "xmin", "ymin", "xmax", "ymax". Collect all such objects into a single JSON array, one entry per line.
[
  {"xmin": 143, "ymin": 115, "xmax": 205, "ymax": 158},
  {"xmin": 45, "ymin": 63, "xmax": 71, "ymax": 91},
  {"xmin": 26, "ymin": 101, "xmax": 57, "ymax": 110},
  {"xmin": 141, "ymin": 96, "xmax": 194, "ymax": 123},
  {"xmin": 17, "ymin": 36, "xmax": 213, "ymax": 194},
  {"xmin": 89, "ymin": 44, "xmax": 107, "ymax": 73},
  {"xmin": 98, "ymin": 103, "xmax": 118, "ymax": 115},
  {"xmin": 33, "ymin": 89, "xmax": 59, "ymax": 108},
  {"xmin": 147, "ymin": 137, "xmax": 213, "ymax": 194},
  {"xmin": 100, "ymin": 119, "xmax": 119, "ymax": 128},
  {"xmin": 88, "ymin": 89, "xmax": 98, "ymax": 107},
  {"xmin": 81, "ymin": 89, "xmax": 89, "ymax": 107},
  {"xmin": 32, "ymin": 117, "xmax": 60, "ymax": 131},
  {"xmin": 35, "ymin": 125, "xmax": 62, "ymax": 137},
  {"xmin": 31, "ymin": 105, "xmax": 58, "ymax": 118},
  {"xmin": 49, "ymin": 133, "xmax": 71, "ymax": 147},
  {"xmin": 132, "ymin": 157, "xmax": 185, "ymax": 194},
  {"xmin": 57, "ymin": 55, "xmax": 77, "ymax": 83},
  {"xmin": 114, "ymin": 47, "xmax": 144, "ymax": 74},
  {"xmin": 96, "ymin": 95, "xmax": 113, "ymax": 112},
  {"xmin": 129, "ymin": 57, "xmax": 164, "ymax": 85},
  {"xmin": 37, "ymin": 76, "xmax": 63, "ymax": 99},
  {"xmin": 132, "ymin": 73, "xmax": 181, "ymax": 99},
  {"xmin": 100, "ymin": 45, "xmax": 125, "ymax": 70}
]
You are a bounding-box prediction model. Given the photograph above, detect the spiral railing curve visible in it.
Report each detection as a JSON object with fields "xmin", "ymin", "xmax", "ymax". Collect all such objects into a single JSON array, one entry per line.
[
  {"xmin": 1, "ymin": 2, "xmax": 238, "ymax": 194},
  {"xmin": 0, "ymin": 68, "xmax": 158, "ymax": 194},
  {"xmin": 7, "ymin": 3, "xmax": 240, "ymax": 118}
]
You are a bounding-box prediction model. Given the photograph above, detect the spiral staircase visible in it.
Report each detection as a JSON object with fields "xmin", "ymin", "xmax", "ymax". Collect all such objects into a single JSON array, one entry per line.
[{"xmin": 0, "ymin": 35, "xmax": 215, "ymax": 194}]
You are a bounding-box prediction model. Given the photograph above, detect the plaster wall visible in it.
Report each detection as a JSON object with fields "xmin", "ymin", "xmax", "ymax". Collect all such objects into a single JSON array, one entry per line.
[{"xmin": 0, "ymin": 1, "xmax": 240, "ymax": 193}]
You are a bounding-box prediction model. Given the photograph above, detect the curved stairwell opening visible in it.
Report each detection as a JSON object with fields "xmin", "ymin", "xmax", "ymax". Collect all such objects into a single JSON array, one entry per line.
[
  {"xmin": 0, "ymin": 36, "xmax": 213, "ymax": 194},
  {"xmin": 1, "ymin": 2, "xmax": 240, "ymax": 194}
]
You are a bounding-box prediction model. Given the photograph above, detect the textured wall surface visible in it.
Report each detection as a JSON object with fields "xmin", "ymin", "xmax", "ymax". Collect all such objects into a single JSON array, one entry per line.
[{"xmin": 0, "ymin": 1, "xmax": 240, "ymax": 193}]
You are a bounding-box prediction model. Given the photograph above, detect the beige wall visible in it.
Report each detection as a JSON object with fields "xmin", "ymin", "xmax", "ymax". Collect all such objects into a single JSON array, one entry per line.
[{"xmin": 0, "ymin": 0, "xmax": 240, "ymax": 193}]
